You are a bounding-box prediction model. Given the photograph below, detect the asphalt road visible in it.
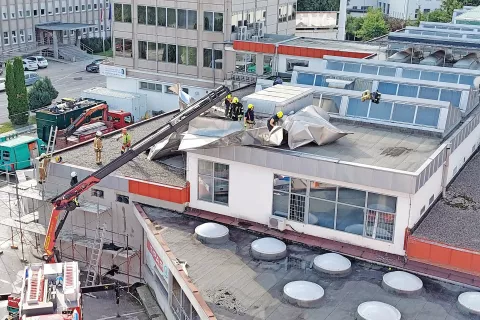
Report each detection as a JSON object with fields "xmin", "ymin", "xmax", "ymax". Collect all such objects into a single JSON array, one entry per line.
[{"xmin": 0, "ymin": 59, "xmax": 107, "ymax": 123}]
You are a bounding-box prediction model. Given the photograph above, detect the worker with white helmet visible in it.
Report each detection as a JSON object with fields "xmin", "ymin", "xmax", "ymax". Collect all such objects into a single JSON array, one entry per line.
[
  {"xmin": 93, "ymin": 131, "xmax": 103, "ymax": 165},
  {"xmin": 70, "ymin": 172, "xmax": 79, "ymax": 207}
]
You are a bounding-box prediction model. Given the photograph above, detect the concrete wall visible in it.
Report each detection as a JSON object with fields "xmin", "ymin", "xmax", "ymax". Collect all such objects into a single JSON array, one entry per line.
[
  {"xmin": 187, "ymin": 152, "xmax": 411, "ymax": 256},
  {"xmin": 277, "ymin": 53, "xmax": 324, "ymax": 74}
]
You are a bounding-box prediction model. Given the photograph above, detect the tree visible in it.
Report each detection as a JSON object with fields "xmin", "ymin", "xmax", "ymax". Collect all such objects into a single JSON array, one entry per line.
[
  {"xmin": 5, "ymin": 57, "xmax": 29, "ymax": 125},
  {"xmin": 28, "ymin": 77, "xmax": 58, "ymax": 111},
  {"xmin": 357, "ymin": 8, "xmax": 389, "ymax": 41},
  {"xmin": 297, "ymin": 0, "xmax": 340, "ymax": 11},
  {"xmin": 440, "ymin": 0, "xmax": 463, "ymax": 17},
  {"xmin": 345, "ymin": 15, "xmax": 364, "ymax": 40}
]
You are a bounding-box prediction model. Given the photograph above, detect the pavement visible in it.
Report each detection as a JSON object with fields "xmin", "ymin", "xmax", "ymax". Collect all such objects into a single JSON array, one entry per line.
[
  {"xmin": 144, "ymin": 205, "xmax": 479, "ymax": 320},
  {"xmin": 0, "ymin": 59, "xmax": 106, "ymax": 124}
]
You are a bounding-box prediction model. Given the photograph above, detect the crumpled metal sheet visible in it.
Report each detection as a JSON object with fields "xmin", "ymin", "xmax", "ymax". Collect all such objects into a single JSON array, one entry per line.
[
  {"xmin": 152, "ymin": 105, "xmax": 349, "ymax": 157},
  {"xmin": 282, "ymin": 105, "xmax": 350, "ymax": 149}
]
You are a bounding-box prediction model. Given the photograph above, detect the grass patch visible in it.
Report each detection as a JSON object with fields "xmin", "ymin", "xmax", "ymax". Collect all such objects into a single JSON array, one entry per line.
[
  {"xmin": 0, "ymin": 115, "xmax": 36, "ymax": 134},
  {"xmin": 98, "ymin": 49, "xmax": 113, "ymax": 57}
]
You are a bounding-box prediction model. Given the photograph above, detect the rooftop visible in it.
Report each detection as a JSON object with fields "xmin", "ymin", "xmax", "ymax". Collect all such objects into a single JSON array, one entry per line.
[
  {"xmin": 455, "ymin": 6, "xmax": 480, "ymax": 23},
  {"xmin": 0, "ymin": 135, "xmax": 38, "ymax": 147},
  {"xmin": 413, "ymin": 149, "xmax": 480, "ymax": 252},
  {"xmin": 57, "ymin": 112, "xmax": 187, "ymax": 187},
  {"xmin": 270, "ymin": 120, "xmax": 443, "ymax": 172},
  {"xmin": 142, "ymin": 205, "xmax": 476, "ymax": 320}
]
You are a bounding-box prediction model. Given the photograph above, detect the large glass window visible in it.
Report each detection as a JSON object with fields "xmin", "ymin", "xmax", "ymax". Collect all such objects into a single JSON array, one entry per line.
[
  {"xmin": 326, "ymin": 61, "xmax": 343, "ymax": 71},
  {"xmin": 198, "ymin": 159, "xmax": 229, "ymax": 205},
  {"xmin": 343, "ymin": 63, "xmax": 361, "ymax": 73},
  {"xmin": 204, "ymin": 11, "xmax": 223, "ymax": 32},
  {"xmin": 114, "ymin": 4, "xmax": 131, "ymax": 22},
  {"xmin": 148, "ymin": 42, "xmax": 156, "ymax": 60},
  {"xmin": 369, "ymin": 101, "xmax": 392, "ymax": 120},
  {"xmin": 402, "ymin": 69, "xmax": 420, "ymax": 79},
  {"xmin": 360, "ymin": 64, "xmax": 378, "ymax": 75},
  {"xmin": 397, "ymin": 84, "xmax": 418, "ymax": 97},
  {"xmin": 439, "ymin": 73, "xmax": 459, "ymax": 83},
  {"xmin": 167, "ymin": 8, "xmax": 176, "ymax": 27},
  {"xmin": 418, "ymin": 87, "xmax": 440, "ymax": 100},
  {"xmin": 377, "ymin": 82, "xmax": 397, "ymax": 95},
  {"xmin": 157, "ymin": 7, "xmax": 166, "ymax": 26},
  {"xmin": 346, "ymin": 98, "xmax": 368, "ymax": 117},
  {"xmin": 178, "ymin": 9, "xmax": 187, "ymax": 28},
  {"xmin": 138, "ymin": 41, "xmax": 147, "ymax": 59},
  {"xmin": 273, "ymin": 176, "xmax": 397, "ymax": 241},
  {"xmin": 203, "ymin": 49, "xmax": 222, "ymax": 69},
  {"xmin": 415, "ymin": 106, "xmax": 439, "ymax": 127},
  {"xmin": 178, "ymin": 46, "xmax": 197, "ymax": 66},
  {"xmin": 115, "ymin": 38, "xmax": 132, "ymax": 57},
  {"xmin": 187, "ymin": 10, "xmax": 197, "ymax": 29},
  {"xmin": 391, "ymin": 103, "xmax": 415, "ymax": 123},
  {"xmin": 378, "ymin": 67, "xmax": 396, "ymax": 77},
  {"xmin": 459, "ymin": 75, "xmax": 474, "ymax": 85},
  {"xmin": 297, "ymin": 73, "xmax": 314, "ymax": 85},
  {"xmin": 137, "ymin": 5, "xmax": 146, "ymax": 24},
  {"xmin": 158, "ymin": 43, "xmax": 166, "ymax": 62},
  {"xmin": 147, "ymin": 6, "xmax": 156, "ymax": 25},
  {"xmin": 420, "ymin": 71, "xmax": 439, "ymax": 81}
]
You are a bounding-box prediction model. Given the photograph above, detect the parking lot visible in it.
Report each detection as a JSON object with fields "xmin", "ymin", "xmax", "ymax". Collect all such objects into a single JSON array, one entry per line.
[{"xmin": 0, "ymin": 58, "xmax": 107, "ymax": 123}]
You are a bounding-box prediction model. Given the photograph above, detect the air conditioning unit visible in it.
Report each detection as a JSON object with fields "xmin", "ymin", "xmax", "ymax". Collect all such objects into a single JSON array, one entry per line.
[
  {"xmin": 268, "ymin": 215, "xmax": 286, "ymax": 231},
  {"xmin": 254, "ymin": 21, "xmax": 266, "ymax": 38},
  {"xmin": 237, "ymin": 26, "xmax": 247, "ymax": 40}
]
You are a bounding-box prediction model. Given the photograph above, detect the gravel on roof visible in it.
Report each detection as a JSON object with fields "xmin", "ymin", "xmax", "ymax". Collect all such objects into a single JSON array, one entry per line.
[
  {"xmin": 58, "ymin": 113, "xmax": 187, "ymax": 187},
  {"xmin": 414, "ymin": 151, "xmax": 480, "ymax": 251}
]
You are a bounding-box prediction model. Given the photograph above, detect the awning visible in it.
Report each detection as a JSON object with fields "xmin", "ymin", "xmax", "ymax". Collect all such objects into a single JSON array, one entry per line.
[{"xmin": 35, "ymin": 22, "xmax": 95, "ymax": 31}]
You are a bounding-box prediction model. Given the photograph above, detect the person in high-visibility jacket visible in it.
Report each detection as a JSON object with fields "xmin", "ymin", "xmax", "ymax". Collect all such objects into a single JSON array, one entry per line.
[
  {"xmin": 244, "ymin": 104, "xmax": 255, "ymax": 129},
  {"xmin": 93, "ymin": 131, "xmax": 103, "ymax": 165},
  {"xmin": 231, "ymin": 97, "xmax": 243, "ymax": 121},
  {"xmin": 117, "ymin": 128, "xmax": 131, "ymax": 154},
  {"xmin": 38, "ymin": 153, "xmax": 50, "ymax": 184},
  {"xmin": 224, "ymin": 94, "xmax": 233, "ymax": 118},
  {"xmin": 267, "ymin": 111, "xmax": 284, "ymax": 132}
]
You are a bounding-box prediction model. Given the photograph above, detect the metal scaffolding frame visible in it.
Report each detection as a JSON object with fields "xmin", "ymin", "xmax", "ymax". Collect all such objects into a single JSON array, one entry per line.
[{"xmin": 0, "ymin": 163, "xmax": 143, "ymax": 286}]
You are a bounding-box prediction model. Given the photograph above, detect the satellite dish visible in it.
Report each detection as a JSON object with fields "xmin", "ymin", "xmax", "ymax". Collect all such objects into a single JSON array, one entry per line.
[{"xmin": 473, "ymin": 76, "xmax": 480, "ymax": 89}]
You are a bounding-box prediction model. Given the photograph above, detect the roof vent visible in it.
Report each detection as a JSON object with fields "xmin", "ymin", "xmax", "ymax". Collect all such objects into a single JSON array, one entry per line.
[
  {"xmin": 313, "ymin": 253, "xmax": 352, "ymax": 276},
  {"xmin": 251, "ymin": 237, "xmax": 287, "ymax": 261},
  {"xmin": 356, "ymin": 301, "xmax": 401, "ymax": 320},
  {"xmin": 283, "ymin": 281, "xmax": 324, "ymax": 308},
  {"xmin": 382, "ymin": 271, "xmax": 423, "ymax": 295},
  {"xmin": 195, "ymin": 222, "xmax": 229, "ymax": 244},
  {"xmin": 457, "ymin": 292, "xmax": 480, "ymax": 315}
]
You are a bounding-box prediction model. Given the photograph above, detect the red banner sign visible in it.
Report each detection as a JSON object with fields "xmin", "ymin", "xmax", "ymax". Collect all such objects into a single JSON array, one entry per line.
[{"xmin": 147, "ymin": 240, "xmax": 165, "ymax": 272}]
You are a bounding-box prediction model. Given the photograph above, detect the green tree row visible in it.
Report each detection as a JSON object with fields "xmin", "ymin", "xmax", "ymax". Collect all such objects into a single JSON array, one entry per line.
[{"xmin": 5, "ymin": 56, "xmax": 58, "ymax": 126}]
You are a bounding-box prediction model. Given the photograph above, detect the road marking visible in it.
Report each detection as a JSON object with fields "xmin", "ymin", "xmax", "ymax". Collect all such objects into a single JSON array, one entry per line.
[{"xmin": 96, "ymin": 310, "xmax": 145, "ymax": 320}]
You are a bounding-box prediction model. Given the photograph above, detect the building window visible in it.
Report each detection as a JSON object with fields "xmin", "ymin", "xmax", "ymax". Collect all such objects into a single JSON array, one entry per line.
[
  {"xmin": 272, "ymin": 175, "xmax": 397, "ymax": 242},
  {"xmin": 138, "ymin": 40, "xmax": 147, "ymax": 59},
  {"xmin": 10, "ymin": 11, "xmax": 15, "ymax": 18},
  {"xmin": 204, "ymin": 11, "xmax": 223, "ymax": 32},
  {"xmin": 89, "ymin": 27, "xmax": 93, "ymax": 32},
  {"xmin": 116, "ymin": 194, "xmax": 129, "ymax": 204},
  {"xmin": 1, "ymin": 11, "xmax": 5, "ymax": 20},
  {"xmin": 41, "ymin": 8, "xmax": 45, "ymax": 15},
  {"xmin": 147, "ymin": 6, "xmax": 156, "ymax": 25},
  {"xmin": 11, "ymin": 31, "xmax": 16, "ymax": 44},
  {"xmin": 178, "ymin": 46, "xmax": 197, "ymax": 66},
  {"xmin": 137, "ymin": 5, "xmax": 146, "ymax": 24},
  {"xmin": 92, "ymin": 189, "xmax": 104, "ymax": 198},
  {"xmin": 75, "ymin": 5, "xmax": 79, "ymax": 12},
  {"xmin": 198, "ymin": 159, "xmax": 229, "ymax": 205},
  {"xmin": 94, "ymin": 3, "xmax": 98, "ymax": 10},
  {"xmin": 55, "ymin": 7, "xmax": 59, "ymax": 13},
  {"xmin": 27, "ymin": 30, "xmax": 32, "ymax": 42},
  {"xmin": 139, "ymin": 81, "xmax": 163, "ymax": 92},
  {"xmin": 177, "ymin": 9, "xmax": 197, "ymax": 30},
  {"xmin": 81, "ymin": 4, "xmax": 85, "ymax": 11},
  {"xmin": 3, "ymin": 32, "xmax": 8, "ymax": 45},
  {"xmin": 278, "ymin": 5, "xmax": 287, "ymax": 22},
  {"xmin": 114, "ymin": 4, "xmax": 131, "ymax": 23},
  {"xmin": 87, "ymin": 3, "xmax": 92, "ymax": 10},
  {"xmin": 62, "ymin": 6, "xmax": 66, "ymax": 13},
  {"xmin": 19, "ymin": 29, "xmax": 25, "ymax": 43},
  {"xmin": 203, "ymin": 48, "xmax": 222, "ymax": 69},
  {"xmin": 157, "ymin": 7, "xmax": 166, "ymax": 26},
  {"xmin": 18, "ymin": 10, "xmax": 23, "ymax": 18},
  {"xmin": 167, "ymin": 8, "xmax": 176, "ymax": 27},
  {"xmin": 115, "ymin": 38, "xmax": 132, "ymax": 57},
  {"xmin": 25, "ymin": 10, "xmax": 31, "ymax": 17}
]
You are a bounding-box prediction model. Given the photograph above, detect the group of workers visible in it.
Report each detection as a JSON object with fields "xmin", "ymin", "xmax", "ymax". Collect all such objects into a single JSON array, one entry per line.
[
  {"xmin": 92, "ymin": 127, "xmax": 131, "ymax": 165},
  {"xmin": 224, "ymin": 94, "xmax": 284, "ymax": 132}
]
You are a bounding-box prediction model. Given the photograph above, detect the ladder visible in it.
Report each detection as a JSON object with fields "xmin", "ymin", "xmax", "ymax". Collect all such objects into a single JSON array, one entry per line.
[
  {"xmin": 45, "ymin": 126, "xmax": 58, "ymax": 156},
  {"xmin": 85, "ymin": 222, "xmax": 106, "ymax": 287}
]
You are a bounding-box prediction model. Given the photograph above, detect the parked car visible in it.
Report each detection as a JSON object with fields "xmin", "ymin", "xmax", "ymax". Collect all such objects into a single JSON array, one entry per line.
[
  {"xmin": 24, "ymin": 72, "xmax": 40, "ymax": 86},
  {"xmin": 23, "ymin": 59, "xmax": 38, "ymax": 71},
  {"xmin": 85, "ymin": 59, "xmax": 105, "ymax": 73},
  {"xmin": 26, "ymin": 56, "xmax": 48, "ymax": 69},
  {"xmin": 0, "ymin": 78, "xmax": 5, "ymax": 91}
]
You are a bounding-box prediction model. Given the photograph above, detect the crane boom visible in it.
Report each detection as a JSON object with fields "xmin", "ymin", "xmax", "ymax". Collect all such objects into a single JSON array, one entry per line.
[
  {"xmin": 63, "ymin": 103, "xmax": 109, "ymax": 137},
  {"xmin": 43, "ymin": 86, "xmax": 230, "ymax": 262}
]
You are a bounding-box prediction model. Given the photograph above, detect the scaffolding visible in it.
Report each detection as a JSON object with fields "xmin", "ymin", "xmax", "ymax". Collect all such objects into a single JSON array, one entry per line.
[{"xmin": 0, "ymin": 161, "xmax": 143, "ymax": 288}]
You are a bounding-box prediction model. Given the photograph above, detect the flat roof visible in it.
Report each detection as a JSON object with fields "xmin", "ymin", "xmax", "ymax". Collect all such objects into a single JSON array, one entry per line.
[
  {"xmin": 455, "ymin": 5, "xmax": 480, "ymax": 22},
  {"xmin": 413, "ymin": 150, "xmax": 480, "ymax": 252},
  {"xmin": 143, "ymin": 205, "xmax": 474, "ymax": 320},
  {"xmin": 271, "ymin": 119, "xmax": 443, "ymax": 172},
  {"xmin": 0, "ymin": 135, "xmax": 38, "ymax": 147},
  {"xmin": 58, "ymin": 113, "xmax": 187, "ymax": 187}
]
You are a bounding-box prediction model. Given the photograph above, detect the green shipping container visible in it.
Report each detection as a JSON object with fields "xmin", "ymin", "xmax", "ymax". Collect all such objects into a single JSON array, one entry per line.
[{"xmin": 36, "ymin": 98, "xmax": 106, "ymax": 142}]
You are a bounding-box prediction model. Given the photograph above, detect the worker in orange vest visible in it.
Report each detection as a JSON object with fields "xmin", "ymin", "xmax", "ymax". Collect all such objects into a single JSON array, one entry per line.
[
  {"xmin": 93, "ymin": 131, "xmax": 103, "ymax": 165},
  {"xmin": 117, "ymin": 128, "xmax": 131, "ymax": 154}
]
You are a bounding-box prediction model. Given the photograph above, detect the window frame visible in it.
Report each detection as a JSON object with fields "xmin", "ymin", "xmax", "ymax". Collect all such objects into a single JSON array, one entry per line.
[
  {"xmin": 272, "ymin": 174, "xmax": 397, "ymax": 242},
  {"xmin": 197, "ymin": 159, "xmax": 229, "ymax": 205}
]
